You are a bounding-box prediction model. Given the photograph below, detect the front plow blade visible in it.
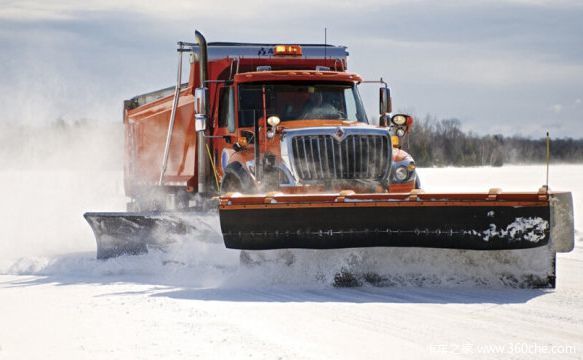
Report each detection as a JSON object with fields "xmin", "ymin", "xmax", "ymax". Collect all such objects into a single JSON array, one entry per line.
[
  {"xmin": 219, "ymin": 191, "xmax": 570, "ymax": 251},
  {"xmin": 84, "ymin": 210, "xmax": 221, "ymax": 259}
]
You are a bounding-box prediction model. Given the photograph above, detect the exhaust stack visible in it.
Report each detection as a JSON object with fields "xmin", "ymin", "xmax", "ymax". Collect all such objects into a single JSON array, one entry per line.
[{"xmin": 195, "ymin": 30, "xmax": 209, "ymax": 194}]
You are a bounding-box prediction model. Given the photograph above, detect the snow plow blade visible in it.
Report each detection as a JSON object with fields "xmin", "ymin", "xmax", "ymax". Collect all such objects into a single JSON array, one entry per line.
[
  {"xmin": 84, "ymin": 210, "xmax": 220, "ymax": 259},
  {"xmin": 219, "ymin": 190, "xmax": 574, "ymax": 251}
]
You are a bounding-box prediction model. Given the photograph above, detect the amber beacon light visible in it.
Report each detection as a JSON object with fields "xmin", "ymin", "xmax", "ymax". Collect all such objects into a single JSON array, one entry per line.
[{"xmin": 274, "ymin": 45, "xmax": 303, "ymax": 56}]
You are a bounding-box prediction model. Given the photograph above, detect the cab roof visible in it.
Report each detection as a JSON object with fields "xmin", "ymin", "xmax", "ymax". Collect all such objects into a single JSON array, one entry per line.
[
  {"xmin": 194, "ymin": 42, "xmax": 349, "ymax": 60},
  {"xmin": 234, "ymin": 70, "xmax": 362, "ymax": 84}
]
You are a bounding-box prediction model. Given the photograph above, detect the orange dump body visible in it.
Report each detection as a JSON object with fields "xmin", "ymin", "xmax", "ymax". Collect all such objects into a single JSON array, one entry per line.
[{"xmin": 124, "ymin": 88, "xmax": 196, "ymax": 196}]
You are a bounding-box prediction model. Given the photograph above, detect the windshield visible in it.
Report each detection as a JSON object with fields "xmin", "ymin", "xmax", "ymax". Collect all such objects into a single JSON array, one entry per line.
[{"xmin": 238, "ymin": 83, "xmax": 368, "ymax": 127}]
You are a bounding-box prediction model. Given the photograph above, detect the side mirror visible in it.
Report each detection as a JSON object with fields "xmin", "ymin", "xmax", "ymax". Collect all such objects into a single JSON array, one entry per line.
[
  {"xmin": 194, "ymin": 87, "xmax": 208, "ymax": 131},
  {"xmin": 194, "ymin": 87, "xmax": 207, "ymax": 115},
  {"xmin": 379, "ymin": 87, "xmax": 392, "ymax": 115}
]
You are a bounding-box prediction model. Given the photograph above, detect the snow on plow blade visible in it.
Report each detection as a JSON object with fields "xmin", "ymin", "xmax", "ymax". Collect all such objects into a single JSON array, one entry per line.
[
  {"xmin": 84, "ymin": 210, "xmax": 220, "ymax": 259},
  {"xmin": 219, "ymin": 191, "xmax": 573, "ymax": 251}
]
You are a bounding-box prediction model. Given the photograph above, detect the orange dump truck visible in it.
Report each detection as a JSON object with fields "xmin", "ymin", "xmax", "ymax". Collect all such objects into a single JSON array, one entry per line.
[{"xmin": 85, "ymin": 31, "xmax": 574, "ymax": 288}]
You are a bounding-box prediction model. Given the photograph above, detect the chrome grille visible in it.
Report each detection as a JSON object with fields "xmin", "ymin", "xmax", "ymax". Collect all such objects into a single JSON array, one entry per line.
[{"xmin": 290, "ymin": 134, "xmax": 390, "ymax": 181}]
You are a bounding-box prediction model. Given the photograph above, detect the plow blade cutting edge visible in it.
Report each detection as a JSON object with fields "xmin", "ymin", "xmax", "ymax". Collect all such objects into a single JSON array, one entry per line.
[{"xmin": 219, "ymin": 191, "xmax": 574, "ymax": 252}]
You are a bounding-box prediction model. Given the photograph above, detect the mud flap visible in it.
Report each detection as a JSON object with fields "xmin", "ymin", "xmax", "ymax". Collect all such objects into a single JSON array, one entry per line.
[
  {"xmin": 84, "ymin": 210, "xmax": 220, "ymax": 259},
  {"xmin": 219, "ymin": 192, "xmax": 554, "ymax": 251}
]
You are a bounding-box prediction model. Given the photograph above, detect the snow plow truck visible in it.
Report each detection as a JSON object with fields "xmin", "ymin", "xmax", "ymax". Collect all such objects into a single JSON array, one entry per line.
[{"xmin": 85, "ymin": 31, "xmax": 574, "ymax": 288}]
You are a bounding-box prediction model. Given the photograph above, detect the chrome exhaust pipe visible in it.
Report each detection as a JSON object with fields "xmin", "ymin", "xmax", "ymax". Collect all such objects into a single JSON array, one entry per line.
[{"xmin": 195, "ymin": 30, "xmax": 209, "ymax": 194}]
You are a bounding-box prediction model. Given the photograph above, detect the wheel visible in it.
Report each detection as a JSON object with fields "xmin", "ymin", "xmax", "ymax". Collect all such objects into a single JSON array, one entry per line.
[
  {"xmin": 221, "ymin": 173, "xmax": 241, "ymax": 193},
  {"xmin": 221, "ymin": 162, "xmax": 256, "ymax": 194}
]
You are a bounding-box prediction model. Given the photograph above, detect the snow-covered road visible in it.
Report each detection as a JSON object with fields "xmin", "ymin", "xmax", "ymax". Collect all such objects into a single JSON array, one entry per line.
[
  {"xmin": 1, "ymin": 165, "xmax": 581, "ymax": 359},
  {"xmin": 1, "ymin": 248, "xmax": 582, "ymax": 359}
]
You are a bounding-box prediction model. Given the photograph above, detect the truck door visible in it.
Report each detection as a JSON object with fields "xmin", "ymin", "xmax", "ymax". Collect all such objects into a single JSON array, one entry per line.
[{"xmin": 215, "ymin": 85, "xmax": 236, "ymax": 175}]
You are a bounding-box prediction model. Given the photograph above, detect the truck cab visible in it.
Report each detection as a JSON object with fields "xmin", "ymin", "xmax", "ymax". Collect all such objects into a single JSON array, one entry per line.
[{"xmin": 214, "ymin": 70, "xmax": 417, "ymax": 194}]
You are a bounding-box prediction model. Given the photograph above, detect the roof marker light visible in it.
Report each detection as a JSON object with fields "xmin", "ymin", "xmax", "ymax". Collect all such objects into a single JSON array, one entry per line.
[{"xmin": 274, "ymin": 45, "xmax": 303, "ymax": 56}]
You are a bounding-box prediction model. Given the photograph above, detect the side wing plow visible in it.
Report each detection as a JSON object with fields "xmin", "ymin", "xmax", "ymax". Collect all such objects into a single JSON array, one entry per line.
[{"xmin": 84, "ymin": 210, "xmax": 222, "ymax": 259}]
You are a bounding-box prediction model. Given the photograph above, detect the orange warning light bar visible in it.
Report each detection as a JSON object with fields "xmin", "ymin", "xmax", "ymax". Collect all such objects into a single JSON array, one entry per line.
[{"xmin": 274, "ymin": 45, "xmax": 303, "ymax": 56}]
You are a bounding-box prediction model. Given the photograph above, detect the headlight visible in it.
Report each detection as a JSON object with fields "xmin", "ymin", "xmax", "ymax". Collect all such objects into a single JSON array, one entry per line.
[
  {"xmin": 267, "ymin": 116, "xmax": 281, "ymax": 127},
  {"xmin": 396, "ymin": 127, "xmax": 406, "ymax": 137},
  {"xmin": 395, "ymin": 166, "xmax": 408, "ymax": 181},
  {"xmin": 391, "ymin": 114, "xmax": 407, "ymax": 126}
]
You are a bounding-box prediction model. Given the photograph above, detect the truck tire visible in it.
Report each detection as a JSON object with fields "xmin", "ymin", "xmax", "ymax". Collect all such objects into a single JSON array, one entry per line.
[{"xmin": 221, "ymin": 162, "xmax": 256, "ymax": 194}]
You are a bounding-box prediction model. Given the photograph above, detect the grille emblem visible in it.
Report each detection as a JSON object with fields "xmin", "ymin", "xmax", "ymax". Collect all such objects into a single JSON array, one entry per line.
[{"xmin": 334, "ymin": 127, "xmax": 345, "ymax": 141}]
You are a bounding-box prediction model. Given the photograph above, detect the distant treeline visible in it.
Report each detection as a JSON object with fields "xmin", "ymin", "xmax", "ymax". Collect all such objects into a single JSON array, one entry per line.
[
  {"xmin": 3, "ymin": 117, "xmax": 580, "ymax": 169},
  {"xmin": 402, "ymin": 116, "xmax": 583, "ymax": 167}
]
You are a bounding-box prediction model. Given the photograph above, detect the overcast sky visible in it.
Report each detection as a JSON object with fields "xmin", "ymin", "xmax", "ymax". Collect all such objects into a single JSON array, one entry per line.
[{"xmin": 1, "ymin": 0, "xmax": 582, "ymax": 138}]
